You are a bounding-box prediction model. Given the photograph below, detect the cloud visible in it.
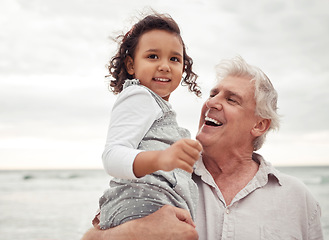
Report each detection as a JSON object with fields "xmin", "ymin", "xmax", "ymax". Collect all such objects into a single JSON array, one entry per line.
[
  {"xmin": 1, "ymin": 0, "xmax": 329, "ymax": 168},
  {"xmin": 0, "ymin": 75, "xmax": 111, "ymax": 139}
]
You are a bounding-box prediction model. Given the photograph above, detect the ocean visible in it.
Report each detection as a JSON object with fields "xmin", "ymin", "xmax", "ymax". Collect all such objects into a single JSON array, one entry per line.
[{"xmin": 0, "ymin": 166, "xmax": 328, "ymax": 240}]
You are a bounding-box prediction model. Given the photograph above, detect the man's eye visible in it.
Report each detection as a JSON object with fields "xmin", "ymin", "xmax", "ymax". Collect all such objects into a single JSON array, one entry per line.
[
  {"xmin": 228, "ymin": 98, "xmax": 238, "ymax": 104},
  {"xmin": 148, "ymin": 54, "xmax": 158, "ymax": 59}
]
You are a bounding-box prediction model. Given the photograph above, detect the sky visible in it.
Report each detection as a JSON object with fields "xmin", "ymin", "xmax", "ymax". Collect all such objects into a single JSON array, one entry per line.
[{"xmin": 1, "ymin": 0, "xmax": 329, "ymax": 169}]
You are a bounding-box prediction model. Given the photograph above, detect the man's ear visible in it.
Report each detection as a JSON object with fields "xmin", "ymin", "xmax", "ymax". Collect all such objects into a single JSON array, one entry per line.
[
  {"xmin": 125, "ymin": 56, "xmax": 135, "ymax": 75},
  {"xmin": 251, "ymin": 118, "xmax": 271, "ymax": 137}
]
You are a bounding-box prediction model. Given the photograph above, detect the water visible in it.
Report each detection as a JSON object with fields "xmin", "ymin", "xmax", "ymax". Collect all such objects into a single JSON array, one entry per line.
[{"xmin": 0, "ymin": 167, "xmax": 328, "ymax": 240}]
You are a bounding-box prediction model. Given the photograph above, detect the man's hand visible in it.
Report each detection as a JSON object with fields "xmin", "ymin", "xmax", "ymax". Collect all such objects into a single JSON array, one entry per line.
[{"xmin": 81, "ymin": 205, "xmax": 198, "ymax": 240}]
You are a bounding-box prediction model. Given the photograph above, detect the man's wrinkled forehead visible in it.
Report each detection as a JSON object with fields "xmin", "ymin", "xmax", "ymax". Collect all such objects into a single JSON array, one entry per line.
[{"xmin": 213, "ymin": 76, "xmax": 255, "ymax": 100}]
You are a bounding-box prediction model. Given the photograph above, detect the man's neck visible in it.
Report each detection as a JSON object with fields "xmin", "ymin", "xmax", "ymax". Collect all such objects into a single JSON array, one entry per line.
[
  {"xmin": 202, "ymin": 149, "xmax": 259, "ymax": 205},
  {"xmin": 203, "ymin": 148, "xmax": 256, "ymax": 173}
]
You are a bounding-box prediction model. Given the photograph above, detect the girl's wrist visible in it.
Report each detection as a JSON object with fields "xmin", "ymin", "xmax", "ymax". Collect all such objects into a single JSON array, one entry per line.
[{"xmin": 133, "ymin": 151, "xmax": 162, "ymax": 177}]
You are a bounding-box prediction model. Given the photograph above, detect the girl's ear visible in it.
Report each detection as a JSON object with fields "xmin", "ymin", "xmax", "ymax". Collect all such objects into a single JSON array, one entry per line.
[
  {"xmin": 125, "ymin": 56, "xmax": 135, "ymax": 75},
  {"xmin": 251, "ymin": 118, "xmax": 271, "ymax": 137}
]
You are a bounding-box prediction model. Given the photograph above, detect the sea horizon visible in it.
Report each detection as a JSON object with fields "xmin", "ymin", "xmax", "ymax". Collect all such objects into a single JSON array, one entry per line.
[{"xmin": 0, "ymin": 166, "xmax": 328, "ymax": 239}]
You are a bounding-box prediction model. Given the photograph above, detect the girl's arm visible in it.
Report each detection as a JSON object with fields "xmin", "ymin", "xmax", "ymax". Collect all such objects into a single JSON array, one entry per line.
[
  {"xmin": 102, "ymin": 86, "xmax": 162, "ymax": 179},
  {"xmin": 133, "ymin": 138, "xmax": 202, "ymax": 178},
  {"xmin": 103, "ymin": 85, "xmax": 202, "ymax": 179}
]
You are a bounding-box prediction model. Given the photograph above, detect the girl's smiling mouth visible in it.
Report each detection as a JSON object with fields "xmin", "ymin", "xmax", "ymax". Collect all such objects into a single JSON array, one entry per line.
[{"xmin": 153, "ymin": 77, "xmax": 171, "ymax": 82}]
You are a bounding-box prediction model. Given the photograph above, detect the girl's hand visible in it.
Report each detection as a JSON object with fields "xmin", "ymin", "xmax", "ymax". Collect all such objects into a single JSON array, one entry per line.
[
  {"xmin": 133, "ymin": 139, "xmax": 202, "ymax": 177},
  {"xmin": 156, "ymin": 139, "xmax": 203, "ymax": 173}
]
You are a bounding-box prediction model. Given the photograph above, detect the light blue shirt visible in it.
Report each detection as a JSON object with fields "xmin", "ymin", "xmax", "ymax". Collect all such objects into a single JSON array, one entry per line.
[{"xmin": 193, "ymin": 153, "xmax": 323, "ymax": 240}]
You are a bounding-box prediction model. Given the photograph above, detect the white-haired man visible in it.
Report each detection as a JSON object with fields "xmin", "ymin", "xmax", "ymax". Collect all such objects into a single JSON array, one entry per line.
[{"xmin": 83, "ymin": 56, "xmax": 323, "ymax": 240}]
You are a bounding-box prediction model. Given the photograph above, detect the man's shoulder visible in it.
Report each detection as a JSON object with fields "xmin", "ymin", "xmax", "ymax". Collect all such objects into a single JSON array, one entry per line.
[
  {"xmin": 278, "ymin": 172, "xmax": 304, "ymax": 187},
  {"xmin": 277, "ymin": 171, "xmax": 319, "ymax": 203}
]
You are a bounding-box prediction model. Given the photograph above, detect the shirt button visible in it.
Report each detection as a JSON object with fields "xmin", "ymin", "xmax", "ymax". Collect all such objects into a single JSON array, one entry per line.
[{"xmin": 226, "ymin": 208, "xmax": 230, "ymax": 214}]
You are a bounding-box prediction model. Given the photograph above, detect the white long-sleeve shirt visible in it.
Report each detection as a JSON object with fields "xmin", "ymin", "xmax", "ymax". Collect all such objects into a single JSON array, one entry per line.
[{"xmin": 102, "ymin": 85, "xmax": 163, "ymax": 179}]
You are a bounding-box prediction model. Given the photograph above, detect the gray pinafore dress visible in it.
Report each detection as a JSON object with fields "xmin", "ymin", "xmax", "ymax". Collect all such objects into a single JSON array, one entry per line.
[{"xmin": 98, "ymin": 79, "xmax": 198, "ymax": 229}]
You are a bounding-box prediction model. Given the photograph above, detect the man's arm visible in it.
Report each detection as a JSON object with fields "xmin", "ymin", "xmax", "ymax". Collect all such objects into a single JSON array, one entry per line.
[
  {"xmin": 81, "ymin": 205, "xmax": 198, "ymax": 240},
  {"xmin": 308, "ymin": 203, "xmax": 323, "ymax": 240}
]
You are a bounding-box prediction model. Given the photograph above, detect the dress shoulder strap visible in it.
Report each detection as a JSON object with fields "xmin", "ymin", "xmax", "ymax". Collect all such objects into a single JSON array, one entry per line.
[{"xmin": 123, "ymin": 79, "xmax": 171, "ymax": 112}]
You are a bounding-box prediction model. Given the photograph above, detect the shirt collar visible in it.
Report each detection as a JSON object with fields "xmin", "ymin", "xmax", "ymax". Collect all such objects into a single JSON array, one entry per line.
[
  {"xmin": 194, "ymin": 152, "xmax": 283, "ymax": 188},
  {"xmin": 252, "ymin": 152, "xmax": 282, "ymax": 186},
  {"xmin": 194, "ymin": 156, "xmax": 218, "ymax": 188}
]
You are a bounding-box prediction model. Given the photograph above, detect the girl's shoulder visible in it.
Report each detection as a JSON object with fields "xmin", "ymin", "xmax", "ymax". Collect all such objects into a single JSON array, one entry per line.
[
  {"xmin": 120, "ymin": 79, "xmax": 151, "ymax": 98},
  {"xmin": 115, "ymin": 81, "xmax": 160, "ymax": 113},
  {"xmin": 119, "ymin": 82, "xmax": 152, "ymax": 100},
  {"xmin": 119, "ymin": 78, "xmax": 171, "ymax": 112},
  {"xmin": 123, "ymin": 79, "xmax": 141, "ymax": 89}
]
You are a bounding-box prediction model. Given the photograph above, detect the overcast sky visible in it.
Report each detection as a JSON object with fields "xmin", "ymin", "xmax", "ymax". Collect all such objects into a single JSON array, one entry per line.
[{"xmin": 1, "ymin": 0, "xmax": 329, "ymax": 169}]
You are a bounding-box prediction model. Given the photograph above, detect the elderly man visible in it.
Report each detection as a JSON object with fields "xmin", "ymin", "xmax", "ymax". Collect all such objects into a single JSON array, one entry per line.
[{"xmin": 82, "ymin": 56, "xmax": 323, "ymax": 240}]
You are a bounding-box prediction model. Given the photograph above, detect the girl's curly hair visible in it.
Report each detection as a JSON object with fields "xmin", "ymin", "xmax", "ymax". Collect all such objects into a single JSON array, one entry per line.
[{"xmin": 106, "ymin": 13, "xmax": 201, "ymax": 97}]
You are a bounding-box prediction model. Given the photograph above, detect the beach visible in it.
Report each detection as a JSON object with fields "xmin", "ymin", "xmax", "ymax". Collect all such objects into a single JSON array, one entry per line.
[{"xmin": 0, "ymin": 166, "xmax": 328, "ymax": 240}]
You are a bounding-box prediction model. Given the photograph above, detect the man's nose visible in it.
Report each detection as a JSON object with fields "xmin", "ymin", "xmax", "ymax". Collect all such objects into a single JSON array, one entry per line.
[{"xmin": 206, "ymin": 96, "xmax": 223, "ymax": 110}]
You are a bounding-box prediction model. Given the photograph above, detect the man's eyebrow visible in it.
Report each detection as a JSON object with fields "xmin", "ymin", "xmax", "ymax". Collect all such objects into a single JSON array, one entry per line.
[
  {"xmin": 227, "ymin": 90, "xmax": 243, "ymax": 101},
  {"xmin": 210, "ymin": 87, "xmax": 243, "ymax": 100},
  {"xmin": 210, "ymin": 87, "xmax": 219, "ymax": 94}
]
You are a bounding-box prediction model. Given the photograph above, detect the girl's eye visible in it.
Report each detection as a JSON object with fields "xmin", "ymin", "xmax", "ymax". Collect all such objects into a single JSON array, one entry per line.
[
  {"xmin": 170, "ymin": 57, "xmax": 180, "ymax": 62},
  {"xmin": 148, "ymin": 54, "xmax": 158, "ymax": 59}
]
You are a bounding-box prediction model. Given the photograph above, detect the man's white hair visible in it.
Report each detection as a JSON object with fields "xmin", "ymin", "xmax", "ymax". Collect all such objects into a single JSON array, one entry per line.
[{"xmin": 215, "ymin": 56, "xmax": 280, "ymax": 150}]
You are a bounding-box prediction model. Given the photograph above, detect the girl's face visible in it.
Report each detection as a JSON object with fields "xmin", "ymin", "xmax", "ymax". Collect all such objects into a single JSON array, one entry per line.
[{"xmin": 125, "ymin": 29, "xmax": 184, "ymax": 101}]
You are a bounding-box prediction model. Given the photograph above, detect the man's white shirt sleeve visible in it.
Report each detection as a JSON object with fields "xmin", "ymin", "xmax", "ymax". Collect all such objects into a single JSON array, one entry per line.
[{"xmin": 102, "ymin": 86, "xmax": 162, "ymax": 179}]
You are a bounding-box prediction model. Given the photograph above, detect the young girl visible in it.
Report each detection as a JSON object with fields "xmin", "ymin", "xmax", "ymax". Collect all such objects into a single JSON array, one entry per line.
[{"xmin": 94, "ymin": 13, "xmax": 202, "ymax": 230}]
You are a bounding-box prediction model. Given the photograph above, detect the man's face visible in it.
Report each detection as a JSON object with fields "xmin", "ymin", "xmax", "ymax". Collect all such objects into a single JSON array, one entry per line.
[{"xmin": 196, "ymin": 75, "xmax": 260, "ymax": 151}]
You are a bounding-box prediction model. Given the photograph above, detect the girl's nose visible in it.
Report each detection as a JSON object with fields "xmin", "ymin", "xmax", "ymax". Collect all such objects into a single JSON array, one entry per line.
[{"xmin": 158, "ymin": 61, "xmax": 171, "ymax": 72}]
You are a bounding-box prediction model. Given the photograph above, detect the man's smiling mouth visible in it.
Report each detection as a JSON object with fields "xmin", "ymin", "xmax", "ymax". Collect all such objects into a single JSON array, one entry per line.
[{"xmin": 205, "ymin": 116, "xmax": 223, "ymax": 127}]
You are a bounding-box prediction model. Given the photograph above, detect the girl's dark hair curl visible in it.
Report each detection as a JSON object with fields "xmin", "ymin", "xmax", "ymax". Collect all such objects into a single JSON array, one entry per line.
[{"xmin": 106, "ymin": 13, "xmax": 201, "ymax": 97}]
